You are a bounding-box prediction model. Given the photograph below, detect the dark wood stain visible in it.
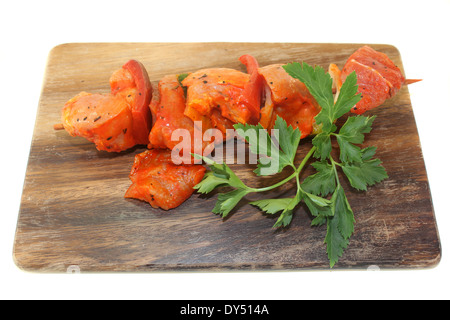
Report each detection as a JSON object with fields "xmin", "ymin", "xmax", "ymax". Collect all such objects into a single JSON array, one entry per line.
[{"xmin": 13, "ymin": 43, "xmax": 441, "ymax": 272}]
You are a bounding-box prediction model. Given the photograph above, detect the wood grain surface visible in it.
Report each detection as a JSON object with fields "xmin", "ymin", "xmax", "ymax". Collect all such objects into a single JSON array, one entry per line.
[{"xmin": 13, "ymin": 43, "xmax": 441, "ymax": 272}]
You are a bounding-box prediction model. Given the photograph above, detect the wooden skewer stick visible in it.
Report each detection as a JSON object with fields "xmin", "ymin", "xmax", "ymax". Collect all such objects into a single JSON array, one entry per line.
[
  {"xmin": 53, "ymin": 123, "xmax": 65, "ymax": 130},
  {"xmin": 404, "ymin": 79, "xmax": 422, "ymax": 85}
]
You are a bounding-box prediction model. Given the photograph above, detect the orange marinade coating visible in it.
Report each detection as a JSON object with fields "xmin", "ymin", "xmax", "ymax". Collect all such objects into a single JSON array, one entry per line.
[
  {"xmin": 62, "ymin": 92, "xmax": 136, "ymax": 152},
  {"xmin": 182, "ymin": 68, "xmax": 257, "ymax": 129},
  {"xmin": 61, "ymin": 60, "xmax": 152, "ymax": 152},
  {"xmin": 124, "ymin": 149, "xmax": 206, "ymax": 210},
  {"xmin": 340, "ymin": 46, "xmax": 405, "ymax": 114},
  {"xmin": 258, "ymin": 64, "xmax": 321, "ymax": 138},
  {"xmin": 148, "ymin": 75, "xmax": 219, "ymax": 156}
]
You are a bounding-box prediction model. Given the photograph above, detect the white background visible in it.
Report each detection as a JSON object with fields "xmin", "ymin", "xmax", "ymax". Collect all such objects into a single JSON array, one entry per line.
[{"xmin": 1, "ymin": 0, "xmax": 449, "ymax": 300}]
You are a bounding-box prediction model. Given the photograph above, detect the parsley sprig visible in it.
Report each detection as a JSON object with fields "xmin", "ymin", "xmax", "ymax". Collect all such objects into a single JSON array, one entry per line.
[{"xmin": 194, "ymin": 62, "xmax": 388, "ymax": 268}]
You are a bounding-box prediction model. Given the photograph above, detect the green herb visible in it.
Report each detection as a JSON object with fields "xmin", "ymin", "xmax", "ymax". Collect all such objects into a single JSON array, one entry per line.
[
  {"xmin": 194, "ymin": 62, "xmax": 388, "ymax": 268},
  {"xmin": 177, "ymin": 73, "xmax": 189, "ymax": 97}
]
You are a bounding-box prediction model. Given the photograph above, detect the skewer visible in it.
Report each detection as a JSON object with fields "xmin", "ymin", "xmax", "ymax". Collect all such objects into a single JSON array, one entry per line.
[
  {"xmin": 51, "ymin": 79, "xmax": 419, "ymax": 132},
  {"xmin": 404, "ymin": 79, "xmax": 422, "ymax": 85},
  {"xmin": 53, "ymin": 123, "xmax": 64, "ymax": 130}
]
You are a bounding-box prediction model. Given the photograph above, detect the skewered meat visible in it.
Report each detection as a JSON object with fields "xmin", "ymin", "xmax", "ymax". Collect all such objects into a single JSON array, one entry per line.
[
  {"xmin": 125, "ymin": 149, "xmax": 206, "ymax": 210},
  {"xmin": 60, "ymin": 60, "xmax": 152, "ymax": 152}
]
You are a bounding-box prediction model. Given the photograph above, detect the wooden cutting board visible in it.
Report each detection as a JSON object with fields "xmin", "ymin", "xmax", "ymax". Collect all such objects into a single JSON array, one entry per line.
[{"xmin": 13, "ymin": 43, "xmax": 441, "ymax": 272}]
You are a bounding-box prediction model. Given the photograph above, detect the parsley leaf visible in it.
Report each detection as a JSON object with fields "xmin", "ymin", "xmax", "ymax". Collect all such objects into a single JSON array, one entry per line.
[
  {"xmin": 251, "ymin": 196, "xmax": 300, "ymax": 228},
  {"xmin": 325, "ymin": 213, "xmax": 349, "ymax": 267},
  {"xmin": 333, "ymin": 71, "xmax": 361, "ymax": 119},
  {"xmin": 332, "ymin": 185, "xmax": 355, "ymax": 239},
  {"xmin": 339, "ymin": 115, "xmax": 375, "ymax": 143},
  {"xmin": 177, "ymin": 73, "xmax": 189, "ymax": 83},
  {"xmin": 194, "ymin": 171, "xmax": 229, "ymax": 194},
  {"xmin": 275, "ymin": 117, "xmax": 302, "ymax": 167},
  {"xmin": 301, "ymin": 161, "xmax": 336, "ymax": 197},
  {"xmin": 212, "ymin": 188, "xmax": 251, "ymax": 217},
  {"xmin": 341, "ymin": 148, "xmax": 388, "ymax": 191},
  {"xmin": 193, "ymin": 154, "xmax": 248, "ymax": 193},
  {"xmin": 335, "ymin": 137, "xmax": 363, "ymax": 164},
  {"xmin": 233, "ymin": 122, "xmax": 280, "ymax": 176},
  {"xmin": 234, "ymin": 116, "xmax": 301, "ymax": 176},
  {"xmin": 273, "ymin": 192, "xmax": 302, "ymax": 228},
  {"xmin": 177, "ymin": 73, "xmax": 189, "ymax": 97},
  {"xmin": 312, "ymin": 132, "xmax": 332, "ymax": 161},
  {"xmin": 283, "ymin": 62, "xmax": 335, "ymax": 132},
  {"xmin": 303, "ymin": 191, "xmax": 333, "ymax": 218},
  {"xmin": 361, "ymin": 146, "xmax": 377, "ymax": 161},
  {"xmin": 250, "ymin": 198, "xmax": 293, "ymax": 215},
  {"xmin": 325, "ymin": 185, "xmax": 355, "ymax": 268},
  {"xmin": 335, "ymin": 115, "xmax": 375, "ymax": 163},
  {"xmin": 192, "ymin": 155, "xmax": 252, "ymax": 217}
]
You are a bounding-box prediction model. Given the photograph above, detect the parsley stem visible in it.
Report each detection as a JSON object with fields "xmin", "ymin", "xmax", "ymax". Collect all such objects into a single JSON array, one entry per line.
[
  {"xmin": 330, "ymin": 156, "xmax": 341, "ymax": 186},
  {"xmin": 295, "ymin": 172, "xmax": 302, "ymax": 194},
  {"xmin": 296, "ymin": 146, "xmax": 317, "ymax": 175},
  {"xmin": 248, "ymin": 146, "xmax": 317, "ymax": 193},
  {"xmin": 248, "ymin": 171, "xmax": 298, "ymax": 193}
]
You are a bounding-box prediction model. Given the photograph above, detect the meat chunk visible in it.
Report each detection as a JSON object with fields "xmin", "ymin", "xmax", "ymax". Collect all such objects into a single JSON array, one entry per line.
[
  {"xmin": 182, "ymin": 68, "xmax": 258, "ymax": 131},
  {"xmin": 148, "ymin": 74, "xmax": 220, "ymax": 158},
  {"xmin": 125, "ymin": 149, "xmax": 206, "ymax": 210},
  {"xmin": 61, "ymin": 60, "xmax": 152, "ymax": 152},
  {"xmin": 259, "ymin": 64, "xmax": 321, "ymax": 138},
  {"xmin": 341, "ymin": 46, "xmax": 405, "ymax": 114}
]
